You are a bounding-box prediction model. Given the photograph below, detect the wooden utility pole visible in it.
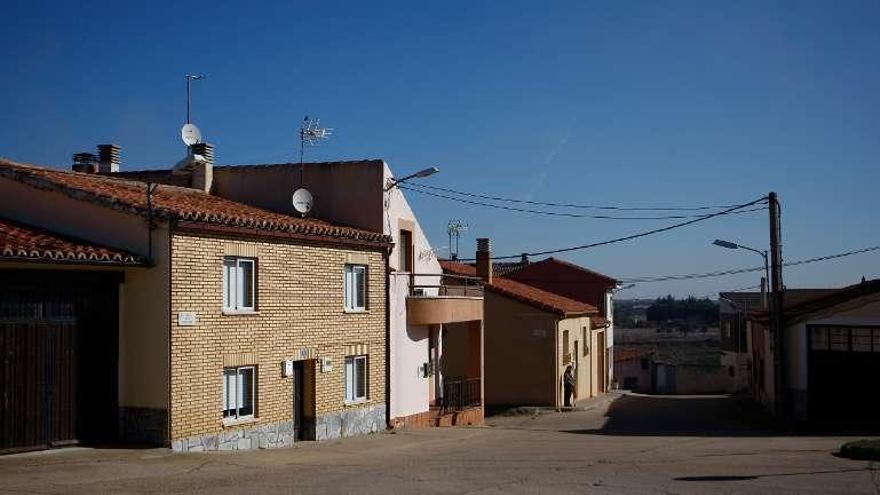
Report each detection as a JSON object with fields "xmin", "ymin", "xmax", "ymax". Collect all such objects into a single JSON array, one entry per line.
[{"xmin": 768, "ymin": 192, "xmax": 785, "ymax": 417}]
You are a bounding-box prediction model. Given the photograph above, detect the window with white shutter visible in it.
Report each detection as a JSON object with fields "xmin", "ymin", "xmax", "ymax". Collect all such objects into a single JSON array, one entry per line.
[
  {"xmin": 223, "ymin": 257, "xmax": 256, "ymax": 312},
  {"xmin": 344, "ymin": 264, "xmax": 368, "ymax": 311}
]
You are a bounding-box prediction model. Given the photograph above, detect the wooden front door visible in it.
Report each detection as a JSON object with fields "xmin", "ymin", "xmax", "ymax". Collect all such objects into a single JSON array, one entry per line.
[
  {"xmin": 597, "ymin": 332, "xmax": 606, "ymax": 393},
  {"xmin": 0, "ymin": 271, "xmax": 120, "ymax": 453}
]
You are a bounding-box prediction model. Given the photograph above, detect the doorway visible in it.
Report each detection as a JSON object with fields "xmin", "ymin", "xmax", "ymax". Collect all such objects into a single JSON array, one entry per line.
[
  {"xmin": 597, "ymin": 331, "xmax": 606, "ymax": 393},
  {"xmin": 291, "ymin": 361, "xmax": 316, "ymax": 441}
]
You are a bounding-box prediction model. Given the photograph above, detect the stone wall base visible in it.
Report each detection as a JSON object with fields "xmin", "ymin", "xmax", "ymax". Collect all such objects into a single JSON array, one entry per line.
[
  {"xmin": 119, "ymin": 407, "xmax": 167, "ymax": 446},
  {"xmin": 315, "ymin": 404, "xmax": 386, "ymax": 441},
  {"xmin": 172, "ymin": 421, "xmax": 295, "ymax": 452},
  {"xmin": 171, "ymin": 404, "xmax": 387, "ymax": 452}
]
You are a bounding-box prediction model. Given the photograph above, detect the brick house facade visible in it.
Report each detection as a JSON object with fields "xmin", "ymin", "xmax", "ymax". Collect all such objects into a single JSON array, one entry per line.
[
  {"xmin": 169, "ymin": 229, "xmax": 388, "ymax": 450},
  {"xmin": 0, "ymin": 157, "xmax": 392, "ymax": 453}
]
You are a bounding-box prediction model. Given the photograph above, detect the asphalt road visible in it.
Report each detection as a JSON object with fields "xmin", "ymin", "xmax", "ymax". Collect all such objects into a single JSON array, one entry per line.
[{"xmin": 1, "ymin": 393, "xmax": 877, "ymax": 494}]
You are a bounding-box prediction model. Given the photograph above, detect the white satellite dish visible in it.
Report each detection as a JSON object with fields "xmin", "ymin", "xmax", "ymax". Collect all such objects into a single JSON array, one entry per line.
[
  {"xmin": 181, "ymin": 123, "xmax": 202, "ymax": 146},
  {"xmin": 292, "ymin": 188, "xmax": 314, "ymax": 216}
]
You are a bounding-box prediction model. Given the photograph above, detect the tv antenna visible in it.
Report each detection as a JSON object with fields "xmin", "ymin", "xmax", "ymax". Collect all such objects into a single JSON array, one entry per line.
[
  {"xmin": 298, "ymin": 115, "xmax": 332, "ymax": 186},
  {"xmin": 299, "ymin": 116, "xmax": 332, "ymax": 164},
  {"xmin": 447, "ymin": 220, "xmax": 469, "ymax": 260}
]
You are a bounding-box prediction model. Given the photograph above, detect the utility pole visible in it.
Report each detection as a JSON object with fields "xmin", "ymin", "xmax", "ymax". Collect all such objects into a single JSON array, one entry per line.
[{"xmin": 768, "ymin": 191, "xmax": 785, "ymax": 418}]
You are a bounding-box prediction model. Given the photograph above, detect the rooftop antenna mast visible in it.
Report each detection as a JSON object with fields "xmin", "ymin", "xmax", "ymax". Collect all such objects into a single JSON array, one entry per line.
[
  {"xmin": 447, "ymin": 220, "xmax": 469, "ymax": 260},
  {"xmin": 180, "ymin": 74, "xmax": 206, "ymax": 154},
  {"xmin": 298, "ymin": 115, "xmax": 333, "ymax": 185},
  {"xmin": 185, "ymin": 74, "xmax": 205, "ymax": 125}
]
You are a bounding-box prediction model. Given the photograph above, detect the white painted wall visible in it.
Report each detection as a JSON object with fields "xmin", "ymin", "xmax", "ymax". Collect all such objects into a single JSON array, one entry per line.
[
  {"xmin": 383, "ymin": 163, "xmax": 443, "ymax": 420},
  {"xmin": 605, "ymin": 289, "xmax": 614, "ymax": 383}
]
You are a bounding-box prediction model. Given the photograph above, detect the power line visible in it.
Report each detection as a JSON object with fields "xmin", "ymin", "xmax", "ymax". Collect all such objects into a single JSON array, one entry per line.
[
  {"xmin": 456, "ymin": 196, "xmax": 769, "ymax": 261},
  {"xmin": 400, "ymin": 184, "xmax": 768, "ymax": 220},
  {"xmin": 619, "ymin": 244, "xmax": 880, "ymax": 283},
  {"xmin": 404, "ymin": 181, "xmax": 743, "ymax": 211}
]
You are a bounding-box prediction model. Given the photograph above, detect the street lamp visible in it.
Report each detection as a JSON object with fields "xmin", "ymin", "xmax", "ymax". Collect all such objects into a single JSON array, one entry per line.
[
  {"xmin": 712, "ymin": 239, "xmax": 770, "ymax": 306},
  {"xmin": 384, "ymin": 166, "xmax": 440, "ymax": 191}
]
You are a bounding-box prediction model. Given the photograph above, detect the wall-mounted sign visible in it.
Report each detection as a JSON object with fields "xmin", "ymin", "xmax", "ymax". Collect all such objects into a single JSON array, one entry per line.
[
  {"xmin": 282, "ymin": 359, "xmax": 294, "ymax": 378},
  {"xmin": 178, "ymin": 312, "xmax": 197, "ymax": 326},
  {"xmin": 320, "ymin": 357, "xmax": 333, "ymax": 373}
]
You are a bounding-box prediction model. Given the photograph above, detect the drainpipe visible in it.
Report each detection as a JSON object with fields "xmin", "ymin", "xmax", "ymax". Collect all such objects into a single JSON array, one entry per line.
[
  {"xmin": 555, "ymin": 319, "xmax": 561, "ymax": 410},
  {"xmin": 384, "ymin": 248, "xmax": 391, "ymax": 429}
]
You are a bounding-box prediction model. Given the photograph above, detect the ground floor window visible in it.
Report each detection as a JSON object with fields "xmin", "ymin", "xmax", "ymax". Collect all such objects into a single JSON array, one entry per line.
[
  {"xmin": 223, "ymin": 366, "xmax": 255, "ymax": 420},
  {"xmin": 344, "ymin": 355, "xmax": 368, "ymax": 403}
]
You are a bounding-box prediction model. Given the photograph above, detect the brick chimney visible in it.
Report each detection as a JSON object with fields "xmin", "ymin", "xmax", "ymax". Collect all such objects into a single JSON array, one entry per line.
[
  {"xmin": 190, "ymin": 142, "xmax": 214, "ymax": 193},
  {"xmin": 476, "ymin": 238, "xmax": 493, "ymax": 284},
  {"xmin": 97, "ymin": 144, "xmax": 121, "ymax": 173},
  {"xmin": 72, "ymin": 152, "xmax": 98, "ymax": 173}
]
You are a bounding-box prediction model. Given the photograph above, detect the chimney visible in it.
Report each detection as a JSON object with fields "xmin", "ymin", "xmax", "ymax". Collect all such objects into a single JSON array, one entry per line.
[
  {"xmin": 97, "ymin": 144, "xmax": 121, "ymax": 173},
  {"xmin": 190, "ymin": 142, "xmax": 214, "ymax": 193},
  {"xmin": 72, "ymin": 152, "xmax": 98, "ymax": 173},
  {"xmin": 476, "ymin": 237, "xmax": 493, "ymax": 284}
]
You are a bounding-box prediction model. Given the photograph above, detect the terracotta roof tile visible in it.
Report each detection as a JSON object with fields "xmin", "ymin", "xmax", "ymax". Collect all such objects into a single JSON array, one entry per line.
[
  {"xmin": 0, "ymin": 158, "xmax": 391, "ymax": 247},
  {"xmin": 0, "ymin": 217, "xmax": 144, "ymax": 265},
  {"xmin": 440, "ymin": 260, "xmax": 598, "ymax": 317}
]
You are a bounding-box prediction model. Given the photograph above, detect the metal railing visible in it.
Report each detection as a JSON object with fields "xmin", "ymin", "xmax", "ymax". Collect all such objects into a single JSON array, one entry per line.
[
  {"xmin": 441, "ymin": 377, "xmax": 481, "ymax": 413},
  {"xmin": 404, "ymin": 272, "xmax": 484, "ymax": 298}
]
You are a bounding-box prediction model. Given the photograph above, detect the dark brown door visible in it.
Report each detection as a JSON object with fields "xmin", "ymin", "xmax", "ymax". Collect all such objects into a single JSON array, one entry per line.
[
  {"xmin": 597, "ymin": 332, "xmax": 606, "ymax": 393},
  {"xmin": 0, "ymin": 271, "xmax": 119, "ymax": 453}
]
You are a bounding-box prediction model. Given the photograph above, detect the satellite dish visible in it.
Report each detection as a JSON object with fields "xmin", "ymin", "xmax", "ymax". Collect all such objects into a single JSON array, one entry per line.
[
  {"xmin": 181, "ymin": 123, "xmax": 202, "ymax": 146},
  {"xmin": 292, "ymin": 188, "xmax": 313, "ymax": 216}
]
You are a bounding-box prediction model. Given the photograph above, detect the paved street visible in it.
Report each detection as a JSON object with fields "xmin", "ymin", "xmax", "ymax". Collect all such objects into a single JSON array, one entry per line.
[{"xmin": 1, "ymin": 393, "xmax": 877, "ymax": 494}]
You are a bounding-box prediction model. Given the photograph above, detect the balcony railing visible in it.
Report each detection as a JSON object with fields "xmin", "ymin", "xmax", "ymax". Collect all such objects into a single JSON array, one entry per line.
[
  {"xmin": 406, "ymin": 272, "xmax": 484, "ymax": 298},
  {"xmin": 441, "ymin": 377, "xmax": 482, "ymax": 414}
]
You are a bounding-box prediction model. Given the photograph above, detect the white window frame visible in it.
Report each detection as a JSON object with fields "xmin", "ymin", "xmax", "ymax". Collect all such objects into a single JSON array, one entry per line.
[
  {"xmin": 223, "ymin": 366, "xmax": 256, "ymax": 421},
  {"xmin": 223, "ymin": 257, "xmax": 256, "ymax": 312},
  {"xmin": 344, "ymin": 264, "xmax": 368, "ymax": 312},
  {"xmin": 344, "ymin": 355, "xmax": 368, "ymax": 404}
]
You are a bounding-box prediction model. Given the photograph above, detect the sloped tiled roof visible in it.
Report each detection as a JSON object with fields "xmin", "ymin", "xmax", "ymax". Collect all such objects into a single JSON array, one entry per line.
[
  {"xmin": 0, "ymin": 158, "xmax": 391, "ymax": 248},
  {"xmin": 0, "ymin": 217, "xmax": 144, "ymax": 265},
  {"xmin": 440, "ymin": 260, "xmax": 598, "ymax": 317},
  {"xmin": 506, "ymin": 257, "xmax": 618, "ymax": 285},
  {"xmin": 750, "ymin": 281, "xmax": 880, "ymax": 322}
]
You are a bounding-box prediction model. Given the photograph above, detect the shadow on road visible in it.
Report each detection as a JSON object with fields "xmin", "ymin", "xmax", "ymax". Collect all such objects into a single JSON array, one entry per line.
[
  {"xmin": 674, "ymin": 467, "xmax": 873, "ymax": 482},
  {"xmin": 564, "ymin": 393, "xmax": 879, "ymax": 437}
]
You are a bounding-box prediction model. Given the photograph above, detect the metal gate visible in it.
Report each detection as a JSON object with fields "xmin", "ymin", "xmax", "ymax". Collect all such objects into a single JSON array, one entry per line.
[{"xmin": 0, "ymin": 271, "xmax": 120, "ymax": 454}]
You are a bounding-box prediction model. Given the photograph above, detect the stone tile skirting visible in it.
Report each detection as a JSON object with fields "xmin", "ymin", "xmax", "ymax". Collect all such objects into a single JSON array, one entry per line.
[
  {"xmin": 171, "ymin": 404, "xmax": 387, "ymax": 452},
  {"xmin": 315, "ymin": 404, "xmax": 386, "ymax": 441},
  {"xmin": 172, "ymin": 420, "xmax": 295, "ymax": 452}
]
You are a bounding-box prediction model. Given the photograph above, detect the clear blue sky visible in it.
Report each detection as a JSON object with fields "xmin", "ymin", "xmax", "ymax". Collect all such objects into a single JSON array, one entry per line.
[{"xmin": 2, "ymin": 1, "xmax": 878, "ymax": 299}]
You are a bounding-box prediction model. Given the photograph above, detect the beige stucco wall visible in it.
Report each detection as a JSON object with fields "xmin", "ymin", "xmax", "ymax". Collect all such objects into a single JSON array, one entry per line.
[
  {"xmin": 483, "ymin": 292, "xmax": 557, "ymax": 407},
  {"xmin": 556, "ymin": 316, "xmax": 594, "ymax": 406},
  {"xmin": 0, "ymin": 177, "xmax": 170, "ymax": 411},
  {"xmin": 168, "ymin": 231, "xmax": 387, "ymax": 441},
  {"xmin": 211, "ymin": 162, "xmax": 385, "ymax": 233}
]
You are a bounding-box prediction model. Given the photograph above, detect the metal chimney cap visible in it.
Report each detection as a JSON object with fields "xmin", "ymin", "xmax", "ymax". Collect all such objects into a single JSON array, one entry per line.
[{"xmin": 476, "ymin": 238, "xmax": 491, "ymax": 252}]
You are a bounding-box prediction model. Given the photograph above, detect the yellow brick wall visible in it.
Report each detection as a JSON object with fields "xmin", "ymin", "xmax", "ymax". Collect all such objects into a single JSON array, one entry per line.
[{"xmin": 169, "ymin": 232, "xmax": 387, "ymax": 441}]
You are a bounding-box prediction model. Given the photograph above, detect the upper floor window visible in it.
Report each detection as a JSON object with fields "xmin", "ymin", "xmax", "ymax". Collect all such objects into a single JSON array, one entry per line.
[
  {"xmin": 223, "ymin": 257, "xmax": 256, "ymax": 312},
  {"xmin": 399, "ymin": 229, "xmax": 413, "ymax": 272},
  {"xmin": 344, "ymin": 264, "xmax": 368, "ymax": 311}
]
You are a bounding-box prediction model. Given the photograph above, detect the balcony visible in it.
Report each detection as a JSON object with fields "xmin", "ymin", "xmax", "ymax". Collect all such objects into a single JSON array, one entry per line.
[{"xmin": 405, "ymin": 273, "xmax": 484, "ymax": 326}]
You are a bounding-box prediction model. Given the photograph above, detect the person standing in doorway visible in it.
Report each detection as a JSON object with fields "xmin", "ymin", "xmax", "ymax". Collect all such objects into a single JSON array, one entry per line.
[{"xmin": 563, "ymin": 365, "xmax": 576, "ymax": 407}]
